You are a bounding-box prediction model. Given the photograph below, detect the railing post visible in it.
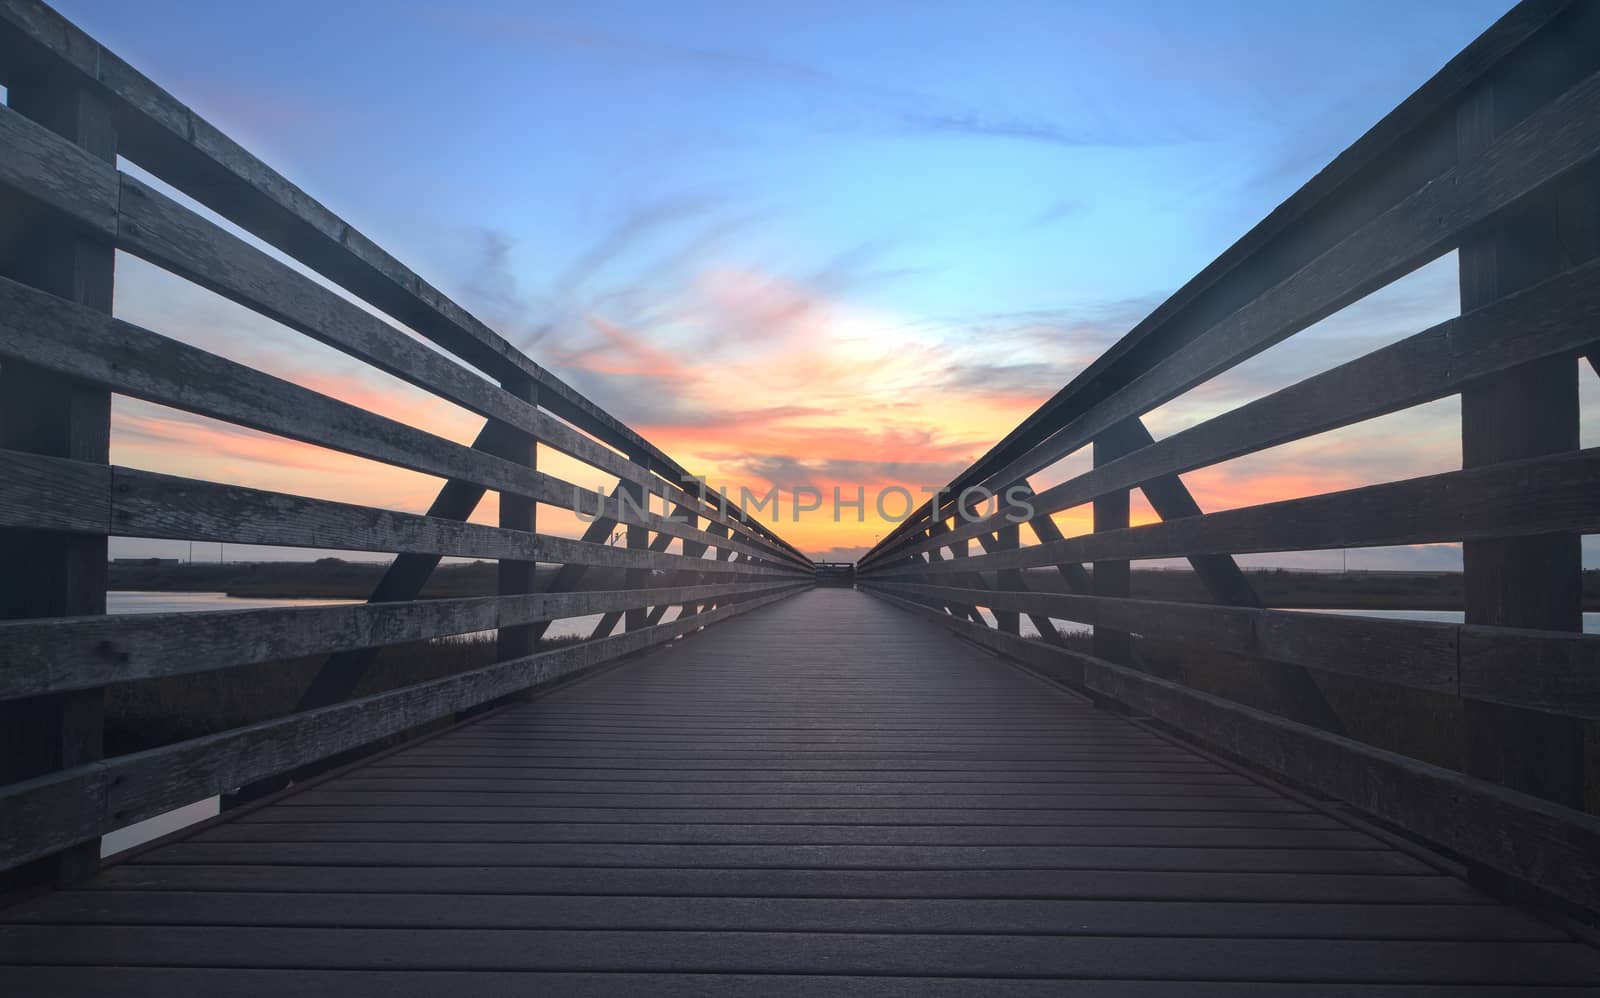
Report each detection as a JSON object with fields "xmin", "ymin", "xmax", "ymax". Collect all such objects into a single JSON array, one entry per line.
[
  {"xmin": 1456, "ymin": 77, "xmax": 1592, "ymax": 807},
  {"xmin": 497, "ymin": 375, "xmax": 539, "ymax": 661},
  {"xmin": 0, "ymin": 74, "xmax": 117, "ymax": 886},
  {"xmin": 993, "ymin": 490, "xmax": 1023, "ymax": 636},
  {"xmin": 623, "ymin": 453, "xmax": 651, "ymax": 632},
  {"xmin": 1091, "ymin": 431, "xmax": 1131, "ymax": 665}
]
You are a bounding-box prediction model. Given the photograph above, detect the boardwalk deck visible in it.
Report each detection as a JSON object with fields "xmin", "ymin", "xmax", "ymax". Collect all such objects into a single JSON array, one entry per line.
[{"xmin": 3, "ymin": 588, "xmax": 1599, "ymax": 995}]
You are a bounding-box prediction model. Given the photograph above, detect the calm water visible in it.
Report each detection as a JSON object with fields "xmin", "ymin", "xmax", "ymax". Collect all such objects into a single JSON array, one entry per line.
[
  {"xmin": 106, "ymin": 590, "xmax": 605, "ymax": 639},
  {"xmin": 1283, "ymin": 607, "xmax": 1600, "ymax": 633}
]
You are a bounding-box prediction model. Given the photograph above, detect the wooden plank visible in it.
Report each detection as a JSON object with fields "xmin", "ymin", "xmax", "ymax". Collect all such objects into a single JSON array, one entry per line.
[
  {"xmin": 875, "ymin": 582, "xmax": 1463, "ymax": 697},
  {"xmin": 1456, "ymin": 66, "xmax": 1591, "ymax": 808},
  {"xmin": 115, "ymin": 175, "xmax": 799, "ymax": 566},
  {"xmin": 1, "ymin": 969, "xmax": 1580, "ymax": 998},
  {"xmin": 866, "ymin": 587, "xmax": 1600, "ymax": 910},
  {"xmin": 82, "ymin": 862, "xmax": 1484, "ymax": 903},
  {"xmin": 133, "ymin": 841, "xmax": 1420, "ymax": 875},
  {"xmin": 0, "ymin": 580, "xmax": 800, "ymax": 701},
  {"xmin": 496, "ymin": 376, "xmax": 539, "ymax": 665},
  {"xmin": 0, "ymin": 0, "xmax": 805, "ymax": 535},
  {"xmin": 0, "ymin": 81, "xmax": 806, "ymax": 573},
  {"xmin": 897, "ymin": 447, "xmax": 1600, "ymax": 576},
  {"xmin": 0, "ymin": 447, "xmax": 107, "ymax": 533},
  {"xmin": 0, "ymin": 277, "xmax": 801, "ymax": 568},
  {"xmin": 92, "ymin": 460, "xmax": 795, "ymax": 576},
  {"xmin": 3, "ymin": 892, "xmax": 1553, "ymax": 939},
  {"xmin": 0, "ymin": 97, "xmax": 117, "ymax": 236},
  {"xmin": 1092, "ymin": 426, "xmax": 1133, "ymax": 665},
  {"xmin": 5, "ymin": 925, "xmax": 1600, "ymax": 982},
  {"xmin": 1460, "ymin": 625, "xmax": 1600, "ymax": 718},
  {"xmin": 287, "ymin": 421, "xmax": 501, "ymax": 717},
  {"xmin": 0, "ymin": 584, "xmax": 804, "ymax": 870}
]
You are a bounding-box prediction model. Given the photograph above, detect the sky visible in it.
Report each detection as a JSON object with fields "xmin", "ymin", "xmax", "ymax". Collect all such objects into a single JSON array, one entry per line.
[{"xmin": 44, "ymin": 0, "xmax": 1599, "ymax": 567}]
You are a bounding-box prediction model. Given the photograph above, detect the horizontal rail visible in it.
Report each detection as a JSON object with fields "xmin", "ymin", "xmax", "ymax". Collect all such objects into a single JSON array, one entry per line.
[
  {"xmin": 0, "ymin": 582, "xmax": 807, "ymax": 872},
  {"xmin": 0, "ymin": 580, "xmax": 803, "ymax": 701},
  {"xmin": 0, "ymin": 449, "xmax": 807, "ymax": 577},
  {"xmin": 0, "ymin": 0, "xmax": 815, "ymax": 886},
  {"xmin": 879, "ymin": 448, "xmax": 1600, "ymax": 575},
  {"xmin": 864, "ymin": 257, "xmax": 1600, "ymax": 568},
  {"xmin": 864, "ymin": 586, "xmax": 1600, "ymax": 912},
  {"xmin": 0, "ymin": 108, "xmax": 805, "ymax": 567},
  {"xmin": 0, "ymin": 0, "xmax": 669, "ymax": 489},
  {"xmin": 871, "ymin": 581, "xmax": 1600, "ymax": 721},
  {"xmin": 0, "ymin": 274, "xmax": 800, "ymax": 568}
]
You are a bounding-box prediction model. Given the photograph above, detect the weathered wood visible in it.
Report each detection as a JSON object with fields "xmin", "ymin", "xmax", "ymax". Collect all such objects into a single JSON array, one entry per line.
[
  {"xmin": 898, "ymin": 447, "xmax": 1600, "ymax": 577},
  {"xmin": 89, "ymin": 460, "xmax": 797, "ymax": 577},
  {"xmin": 0, "ymin": 277, "xmax": 798, "ymax": 568},
  {"xmin": 115, "ymin": 176, "xmax": 797, "ymax": 565},
  {"xmin": 497, "ymin": 376, "xmax": 540, "ymax": 663},
  {"xmin": 0, "ymin": 447, "xmax": 108, "ymax": 533},
  {"xmin": 1091, "ymin": 427, "xmax": 1133, "ymax": 665},
  {"xmin": 0, "ymin": 578, "xmax": 801, "ymax": 703},
  {"xmin": 871, "ymin": 582, "xmax": 1480, "ymax": 703},
  {"xmin": 0, "ymin": 98, "xmax": 117, "ymax": 237},
  {"xmin": 623, "ymin": 454, "xmax": 651, "ymax": 633},
  {"xmin": 865, "ymin": 586, "xmax": 1600, "ymax": 912},
  {"xmin": 0, "ymin": 3, "xmax": 694, "ymax": 484},
  {"xmin": 1460, "ymin": 625, "xmax": 1600, "ymax": 718},
  {"xmin": 1457, "ymin": 66, "xmax": 1592, "ymax": 809},
  {"xmin": 289, "ymin": 422, "xmax": 502, "ymax": 718},
  {"xmin": 0, "ymin": 73, "xmax": 116, "ymax": 887},
  {"xmin": 869, "ymin": 216, "xmax": 1600, "ymax": 573},
  {"xmin": 5, "ymin": 587, "xmax": 1598, "ymax": 992},
  {"xmin": 0, "ymin": 584, "xmax": 804, "ymax": 871}
]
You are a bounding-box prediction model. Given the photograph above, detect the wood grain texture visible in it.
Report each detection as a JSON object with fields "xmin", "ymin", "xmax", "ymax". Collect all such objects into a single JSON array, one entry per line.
[
  {"xmin": 892, "ymin": 447, "xmax": 1600, "ymax": 576},
  {"xmin": 2, "ymin": 588, "xmax": 1596, "ymax": 992},
  {"xmin": 0, "ymin": 584, "xmax": 806, "ymax": 870},
  {"xmin": 0, "ymin": 581, "xmax": 799, "ymax": 700},
  {"xmin": 864, "ymin": 586, "xmax": 1600, "ymax": 912}
]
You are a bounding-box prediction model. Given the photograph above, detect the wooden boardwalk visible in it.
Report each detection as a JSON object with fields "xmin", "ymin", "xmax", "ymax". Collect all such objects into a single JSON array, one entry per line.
[{"xmin": 3, "ymin": 588, "xmax": 1598, "ymax": 995}]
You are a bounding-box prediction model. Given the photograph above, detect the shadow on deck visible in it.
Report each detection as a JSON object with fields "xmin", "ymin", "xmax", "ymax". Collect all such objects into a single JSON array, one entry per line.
[{"xmin": 3, "ymin": 588, "xmax": 1598, "ymax": 995}]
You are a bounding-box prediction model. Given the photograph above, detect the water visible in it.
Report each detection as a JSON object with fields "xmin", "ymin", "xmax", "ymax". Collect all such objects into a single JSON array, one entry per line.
[
  {"xmin": 107, "ymin": 590, "xmax": 604, "ymax": 639},
  {"xmin": 108, "ymin": 590, "xmax": 356, "ymax": 614},
  {"xmin": 1284, "ymin": 607, "xmax": 1600, "ymax": 633}
]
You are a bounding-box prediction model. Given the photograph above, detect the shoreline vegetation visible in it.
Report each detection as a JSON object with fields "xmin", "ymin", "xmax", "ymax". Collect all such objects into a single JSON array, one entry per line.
[{"xmin": 109, "ymin": 558, "xmax": 1600, "ymax": 610}]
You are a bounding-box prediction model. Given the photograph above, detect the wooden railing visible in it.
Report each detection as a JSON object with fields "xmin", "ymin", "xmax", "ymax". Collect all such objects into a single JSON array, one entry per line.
[
  {"xmin": 858, "ymin": 0, "xmax": 1600, "ymax": 912},
  {"xmin": 0, "ymin": 0, "xmax": 811, "ymax": 883}
]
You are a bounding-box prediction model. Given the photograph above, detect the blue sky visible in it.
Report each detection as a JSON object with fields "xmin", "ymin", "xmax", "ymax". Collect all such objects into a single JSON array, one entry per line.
[{"xmin": 52, "ymin": 0, "xmax": 1599, "ymax": 566}]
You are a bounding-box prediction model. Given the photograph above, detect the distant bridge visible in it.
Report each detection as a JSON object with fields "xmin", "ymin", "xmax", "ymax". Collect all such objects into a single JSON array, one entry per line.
[{"xmin": 3, "ymin": 0, "xmax": 1600, "ymax": 992}]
